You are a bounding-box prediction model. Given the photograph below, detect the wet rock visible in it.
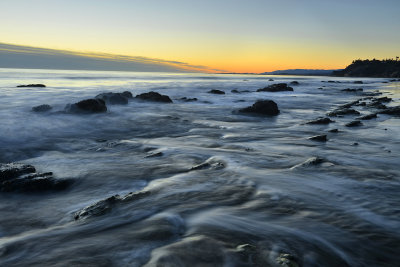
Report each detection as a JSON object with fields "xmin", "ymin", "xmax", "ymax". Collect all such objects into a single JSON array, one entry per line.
[
  {"xmin": 367, "ymin": 102, "xmax": 387, "ymax": 109},
  {"xmin": 376, "ymin": 96, "xmax": 392, "ymax": 103},
  {"xmin": 0, "ymin": 163, "xmax": 71, "ymax": 193},
  {"xmin": 291, "ymin": 157, "xmax": 325, "ymax": 169},
  {"xmin": 65, "ymin": 98, "xmax": 107, "ymax": 113},
  {"xmin": 356, "ymin": 102, "xmax": 366, "ymax": 106},
  {"xmin": 353, "ymin": 81, "xmax": 363, "ymax": 84},
  {"xmin": 328, "ymin": 128, "xmax": 339, "ymax": 133},
  {"xmin": 145, "ymin": 152, "xmax": 164, "ymax": 158},
  {"xmin": 189, "ymin": 158, "xmax": 226, "ymax": 171},
  {"xmin": 17, "ymin": 84, "xmax": 46, "ymax": 88},
  {"xmin": 231, "ymin": 89, "xmax": 240, "ymax": 93},
  {"xmin": 357, "ymin": 113, "xmax": 377, "ymax": 120},
  {"xmin": 327, "ymin": 108, "xmax": 360, "ymax": 117},
  {"xmin": 268, "ymin": 79, "xmax": 274, "ymax": 81},
  {"xmin": 290, "ymin": 81, "xmax": 299, "ymax": 85},
  {"xmin": 276, "ymin": 253, "xmax": 299, "ymax": 267},
  {"xmin": 341, "ymin": 88, "xmax": 363, "ymax": 92},
  {"xmin": 179, "ymin": 97, "xmax": 198, "ymax": 102},
  {"xmin": 340, "ymin": 100, "xmax": 360, "ymax": 108},
  {"xmin": 238, "ymin": 100, "xmax": 279, "ymax": 116},
  {"xmin": 346, "ymin": 120, "xmax": 363, "ymax": 127},
  {"xmin": 309, "ymin": 135, "xmax": 327, "ymax": 142},
  {"xmin": 207, "ymin": 89, "xmax": 225, "ymax": 94},
  {"xmin": 32, "ymin": 104, "xmax": 52, "ymax": 112},
  {"xmin": 257, "ymin": 83, "xmax": 293, "ymax": 92},
  {"xmin": 306, "ymin": 117, "xmax": 335, "ymax": 124},
  {"xmin": 379, "ymin": 106, "xmax": 400, "ymax": 115},
  {"xmin": 95, "ymin": 91, "xmax": 132, "ymax": 105},
  {"xmin": 135, "ymin": 91, "xmax": 173, "ymax": 103}
]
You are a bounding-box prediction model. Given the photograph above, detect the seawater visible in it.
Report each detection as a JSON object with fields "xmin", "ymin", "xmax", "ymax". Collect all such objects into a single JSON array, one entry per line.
[{"xmin": 0, "ymin": 68, "xmax": 399, "ymax": 266}]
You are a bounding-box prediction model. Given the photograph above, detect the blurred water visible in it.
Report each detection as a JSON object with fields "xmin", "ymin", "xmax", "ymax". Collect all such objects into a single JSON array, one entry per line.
[{"xmin": 0, "ymin": 68, "xmax": 399, "ymax": 266}]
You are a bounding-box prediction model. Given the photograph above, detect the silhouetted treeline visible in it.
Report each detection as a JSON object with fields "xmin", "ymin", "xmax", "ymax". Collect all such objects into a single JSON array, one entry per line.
[{"xmin": 334, "ymin": 58, "xmax": 400, "ymax": 78}]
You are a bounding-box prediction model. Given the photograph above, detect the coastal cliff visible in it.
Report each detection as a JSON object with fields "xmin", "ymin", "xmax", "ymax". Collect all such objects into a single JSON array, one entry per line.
[{"xmin": 334, "ymin": 59, "xmax": 400, "ymax": 78}]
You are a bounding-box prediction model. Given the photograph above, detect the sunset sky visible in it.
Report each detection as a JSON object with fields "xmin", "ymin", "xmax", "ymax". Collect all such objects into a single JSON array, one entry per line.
[{"xmin": 1, "ymin": 0, "xmax": 399, "ymax": 73}]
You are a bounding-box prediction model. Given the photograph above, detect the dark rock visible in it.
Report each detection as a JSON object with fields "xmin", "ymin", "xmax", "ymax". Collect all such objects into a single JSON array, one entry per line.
[
  {"xmin": 189, "ymin": 158, "xmax": 226, "ymax": 171},
  {"xmin": 329, "ymin": 128, "xmax": 339, "ymax": 133},
  {"xmin": 135, "ymin": 91, "xmax": 173, "ymax": 103},
  {"xmin": 309, "ymin": 135, "xmax": 327, "ymax": 142},
  {"xmin": 341, "ymin": 88, "xmax": 363, "ymax": 92},
  {"xmin": 353, "ymin": 81, "xmax": 363, "ymax": 84},
  {"xmin": 340, "ymin": 100, "xmax": 360, "ymax": 108},
  {"xmin": 367, "ymin": 102, "xmax": 387, "ymax": 109},
  {"xmin": 208, "ymin": 89, "xmax": 225, "ymax": 95},
  {"xmin": 231, "ymin": 89, "xmax": 240, "ymax": 93},
  {"xmin": 145, "ymin": 152, "xmax": 164, "ymax": 158},
  {"xmin": 327, "ymin": 108, "xmax": 360, "ymax": 117},
  {"xmin": 65, "ymin": 99, "xmax": 107, "ymax": 113},
  {"xmin": 327, "ymin": 81, "xmax": 336, "ymax": 83},
  {"xmin": 306, "ymin": 118, "xmax": 335, "ymax": 124},
  {"xmin": 238, "ymin": 100, "xmax": 279, "ymax": 116},
  {"xmin": 0, "ymin": 163, "xmax": 71, "ymax": 193},
  {"xmin": 257, "ymin": 83, "xmax": 293, "ymax": 92},
  {"xmin": 179, "ymin": 97, "xmax": 198, "ymax": 102},
  {"xmin": 352, "ymin": 142, "xmax": 359, "ymax": 146},
  {"xmin": 96, "ymin": 92, "xmax": 131, "ymax": 105},
  {"xmin": 268, "ymin": 79, "xmax": 274, "ymax": 81},
  {"xmin": 379, "ymin": 106, "xmax": 400, "ymax": 115},
  {"xmin": 356, "ymin": 102, "xmax": 367, "ymax": 106},
  {"xmin": 32, "ymin": 104, "xmax": 52, "ymax": 112},
  {"xmin": 345, "ymin": 120, "xmax": 363, "ymax": 127},
  {"xmin": 290, "ymin": 81, "xmax": 299, "ymax": 85},
  {"xmin": 375, "ymin": 96, "xmax": 392, "ymax": 103},
  {"xmin": 17, "ymin": 84, "xmax": 46, "ymax": 88},
  {"xmin": 357, "ymin": 113, "xmax": 377, "ymax": 120},
  {"xmin": 291, "ymin": 157, "xmax": 325, "ymax": 169}
]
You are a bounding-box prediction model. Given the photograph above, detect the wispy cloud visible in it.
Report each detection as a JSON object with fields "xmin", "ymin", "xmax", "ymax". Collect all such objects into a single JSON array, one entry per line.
[{"xmin": 0, "ymin": 43, "xmax": 226, "ymax": 73}]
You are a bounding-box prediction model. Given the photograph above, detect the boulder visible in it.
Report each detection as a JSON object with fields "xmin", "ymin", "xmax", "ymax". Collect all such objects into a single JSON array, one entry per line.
[
  {"xmin": 208, "ymin": 89, "xmax": 225, "ymax": 94},
  {"xmin": 96, "ymin": 91, "xmax": 132, "ymax": 105},
  {"xmin": 17, "ymin": 84, "xmax": 46, "ymax": 88},
  {"xmin": 327, "ymin": 108, "xmax": 360, "ymax": 117},
  {"xmin": 0, "ymin": 163, "xmax": 71, "ymax": 193},
  {"xmin": 238, "ymin": 100, "xmax": 279, "ymax": 116},
  {"xmin": 306, "ymin": 118, "xmax": 335, "ymax": 124},
  {"xmin": 135, "ymin": 91, "xmax": 173, "ymax": 103},
  {"xmin": 65, "ymin": 99, "xmax": 107, "ymax": 113},
  {"xmin": 357, "ymin": 113, "xmax": 377, "ymax": 120},
  {"xmin": 257, "ymin": 83, "xmax": 293, "ymax": 92},
  {"xmin": 32, "ymin": 104, "xmax": 52, "ymax": 112},
  {"xmin": 345, "ymin": 120, "xmax": 363, "ymax": 127},
  {"xmin": 309, "ymin": 135, "xmax": 327, "ymax": 142}
]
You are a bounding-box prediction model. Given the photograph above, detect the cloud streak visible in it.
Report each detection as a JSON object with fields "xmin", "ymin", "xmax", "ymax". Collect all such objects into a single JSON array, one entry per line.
[{"xmin": 0, "ymin": 43, "xmax": 225, "ymax": 73}]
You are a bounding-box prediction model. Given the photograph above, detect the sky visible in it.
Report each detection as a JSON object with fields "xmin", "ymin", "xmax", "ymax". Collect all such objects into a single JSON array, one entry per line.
[{"xmin": 1, "ymin": 0, "xmax": 399, "ymax": 73}]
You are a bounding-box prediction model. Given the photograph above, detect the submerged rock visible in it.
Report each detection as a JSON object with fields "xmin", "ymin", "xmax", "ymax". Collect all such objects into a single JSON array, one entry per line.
[
  {"xmin": 96, "ymin": 91, "xmax": 132, "ymax": 105},
  {"xmin": 257, "ymin": 83, "xmax": 293, "ymax": 92},
  {"xmin": 353, "ymin": 81, "xmax": 363, "ymax": 84},
  {"xmin": 345, "ymin": 120, "xmax": 363, "ymax": 127},
  {"xmin": 32, "ymin": 104, "xmax": 52, "ymax": 112},
  {"xmin": 309, "ymin": 135, "xmax": 327, "ymax": 142},
  {"xmin": 238, "ymin": 100, "xmax": 279, "ymax": 116},
  {"xmin": 208, "ymin": 89, "xmax": 225, "ymax": 94},
  {"xmin": 357, "ymin": 113, "xmax": 377, "ymax": 120},
  {"xmin": 290, "ymin": 81, "xmax": 299, "ymax": 85},
  {"xmin": 379, "ymin": 106, "xmax": 400, "ymax": 115},
  {"xmin": 65, "ymin": 98, "xmax": 107, "ymax": 113},
  {"xmin": 231, "ymin": 89, "xmax": 240, "ymax": 93},
  {"xmin": 189, "ymin": 158, "xmax": 226, "ymax": 171},
  {"xmin": 17, "ymin": 84, "xmax": 46, "ymax": 88},
  {"xmin": 340, "ymin": 100, "xmax": 360, "ymax": 109},
  {"xmin": 135, "ymin": 91, "xmax": 173, "ymax": 103},
  {"xmin": 290, "ymin": 157, "xmax": 325, "ymax": 169},
  {"xmin": 0, "ymin": 163, "xmax": 71, "ymax": 193},
  {"xmin": 327, "ymin": 108, "xmax": 360, "ymax": 117},
  {"xmin": 306, "ymin": 117, "xmax": 335, "ymax": 125},
  {"xmin": 179, "ymin": 97, "xmax": 198, "ymax": 102},
  {"xmin": 328, "ymin": 128, "xmax": 339, "ymax": 133}
]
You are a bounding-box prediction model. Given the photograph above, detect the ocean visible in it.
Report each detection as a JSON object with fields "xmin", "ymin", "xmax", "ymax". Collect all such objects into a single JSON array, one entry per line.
[{"xmin": 0, "ymin": 68, "xmax": 399, "ymax": 266}]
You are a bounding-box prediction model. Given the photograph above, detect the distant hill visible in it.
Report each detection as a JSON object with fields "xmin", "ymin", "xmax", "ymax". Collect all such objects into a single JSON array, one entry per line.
[
  {"xmin": 261, "ymin": 69, "xmax": 338, "ymax": 76},
  {"xmin": 333, "ymin": 59, "xmax": 400, "ymax": 78}
]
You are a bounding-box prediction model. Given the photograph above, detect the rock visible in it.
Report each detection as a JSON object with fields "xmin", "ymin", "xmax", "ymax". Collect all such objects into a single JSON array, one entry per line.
[
  {"xmin": 207, "ymin": 89, "xmax": 225, "ymax": 94},
  {"xmin": 257, "ymin": 83, "xmax": 293, "ymax": 92},
  {"xmin": 135, "ymin": 91, "xmax": 173, "ymax": 103},
  {"xmin": 145, "ymin": 152, "xmax": 164, "ymax": 158},
  {"xmin": 357, "ymin": 113, "xmax": 377, "ymax": 120},
  {"xmin": 65, "ymin": 99, "xmax": 107, "ymax": 113},
  {"xmin": 276, "ymin": 253, "xmax": 299, "ymax": 267},
  {"xmin": 0, "ymin": 163, "xmax": 71, "ymax": 193},
  {"xmin": 231, "ymin": 89, "xmax": 240, "ymax": 93},
  {"xmin": 189, "ymin": 158, "xmax": 226, "ymax": 171},
  {"xmin": 367, "ymin": 102, "xmax": 387, "ymax": 109},
  {"xmin": 379, "ymin": 106, "xmax": 400, "ymax": 115},
  {"xmin": 309, "ymin": 135, "xmax": 327, "ymax": 142},
  {"xmin": 340, "ymin": 100, "xmax": 360, "ymax": 108},
  {"xmin": 291, "ymin": 157, "xmax": 325, "ymax": 169},
  {"xmin": 341, "ymin": 88, "xmax": 363, "ymax": 92},
  {"xmin": 95, "ymin": 92, "xmax": 132, "ymax": 105},
  {"xmin": 179, "ymin": 97, "xmax": 198, "ymax": 102},
  {"xmin": 345, "ymin": 120, "xmax": 363, "ymax": 127},
  {"xmin": 353, "ymin": 81, "xmax": 363, "ymax": 84},
  {"xmin": 268, "ymin": 79, "xmax": 274, "ymax": 81},
  {"xmin": 17, "ymin": 84, "xmax": 46, "ymax": 88},
  {"xmin": 32, "ymin": 104, "xmax": 52, "ymax": 112},
  {"xmin": 375, "ymin": 96, "xmax": 392, "ymax": 103},
  {"xmin": 305, "ymin": 117, "xmax": 335, "ymax": 125},
  {"xmin": 327, "ymin": 108, "xmax": 360, "ymax": 117},
  {"xmin": 238, "ymin": 100, "xmax": 280, "ymax": 116},
  {"xmin": 329, "ymin": 128, "xmax": 339, "ymax": 133},
  {"xmin": 290, "ymin": 81, "xmax": 299, "ymax": 85}
]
